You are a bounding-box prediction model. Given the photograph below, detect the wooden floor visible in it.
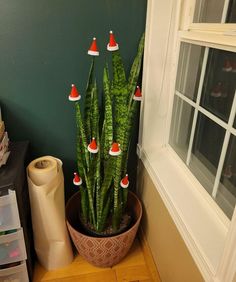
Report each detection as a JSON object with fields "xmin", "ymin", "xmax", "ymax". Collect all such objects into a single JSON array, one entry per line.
[{"xmin": 33, "ymin": 238, "xmax": 161, "ymax": 282}]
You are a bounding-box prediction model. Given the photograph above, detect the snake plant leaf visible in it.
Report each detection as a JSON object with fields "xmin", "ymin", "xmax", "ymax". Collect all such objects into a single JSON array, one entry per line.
[
  {"xmin": 112, "ymin": 153, "xmax": 123, "ymax": 231},
  {"xmin": 84, "ymin": 58, "xmax": 95, "ymax": 141},
  {"xmin": 91, "ymin": 82, "xmax": 99, "ymax": 141},
  {"xmin": 76, "ymin": 136, "xmax": 86, "ymax": 178},
  {"xmin": 83, "ymin": 169, "xmax": 96, "ymax": 225},
  {"xmin": 111, "ymin": 51, "xmax": 129, "ymax": 142},
  {"xmin": 127, "ymin": 33, "xmax": 145, "ymax": 106},
  {"xmin": 99, "ymin": 157, "xmax": 114, "ymax": 214},
  {"xmin": 80, "ymin": 186, "xmax": 88, "ymax": 222},
  {"xmin": 95, "ymin": 139, "xmax": 101, "ymax": 230},
  {"xmin": 112, "ymin": 50, "xmax": 127, "ymax": 90},
  {"xmin": 122, "ymin": 100, "xmax": 139, "ymax": 172},
  {"xmin": 76, "ymin": 102, "xmax": 90, "ymax": 171},
  {"xmin": 98, "ymin": 190, "xmax": 113, "ymax": 232},
  {"xmin": 101, "ymin": 65, "xmax": 113, "ymax": 160}
]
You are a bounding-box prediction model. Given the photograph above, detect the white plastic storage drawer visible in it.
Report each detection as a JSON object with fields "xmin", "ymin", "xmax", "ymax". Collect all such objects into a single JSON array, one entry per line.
[
  {"xmin": 0, "ymin": 229, "xmax": 27, "ymax": 266},
  {"xmin": 0, "ymin": 261, "xmax": 28, "ymax": 282},
  {"xmin": 0, "ymin": 190, "xmax": 21, "ymax": 232}
]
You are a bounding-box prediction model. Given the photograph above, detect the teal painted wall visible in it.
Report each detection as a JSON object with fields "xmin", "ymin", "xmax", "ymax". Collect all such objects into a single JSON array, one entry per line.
[{"xmin": 0, "ymin": 0, "xmax": 147, "ymax": 197}]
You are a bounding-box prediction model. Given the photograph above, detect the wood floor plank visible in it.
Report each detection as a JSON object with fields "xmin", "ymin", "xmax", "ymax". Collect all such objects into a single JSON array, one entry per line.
[
  {"xmin": 33, "ymin": 256, "xmax": 111, "ymax": 281},
  {"xmin": 115, "ymin": 264, "xmax": 152, "ymax": 282},
  {"xmin": 112, "ymin": 239, "xmax": 146, "ymax": 269},
  {"xmin": 45, "ymin": 269, "xmax": 117, "ymax": 282}
]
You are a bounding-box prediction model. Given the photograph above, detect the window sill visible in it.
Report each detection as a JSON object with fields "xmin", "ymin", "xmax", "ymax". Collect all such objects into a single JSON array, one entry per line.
[{"xmin": 138, "ymin": 144, "xmax": 229, "ymax": 280}]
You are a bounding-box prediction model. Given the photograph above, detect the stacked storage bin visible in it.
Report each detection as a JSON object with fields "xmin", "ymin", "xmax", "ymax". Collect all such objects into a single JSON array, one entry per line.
[
  {"xmin": 0, "ymin": 190, "xmax": 29, "ymax": 281},
  {"xmin": 0, "ymin": 109, "xmax": 29, "ymax": 281}
]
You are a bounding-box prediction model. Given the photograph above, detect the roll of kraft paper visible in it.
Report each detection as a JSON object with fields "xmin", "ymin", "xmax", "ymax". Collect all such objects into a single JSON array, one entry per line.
[{"xmin": 27, "ymin": 156, "xmax": 73, "ymax": 270}]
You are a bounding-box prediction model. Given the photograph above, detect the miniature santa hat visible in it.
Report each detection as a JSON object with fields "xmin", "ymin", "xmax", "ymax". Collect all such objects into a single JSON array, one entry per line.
[
  {"xmin": 133, "ymin": 86, "xmax": 142, "ymax": 101},
  {"xmin": 69, "ymin": 84, "xmax": 81, "ymax": 101},
  {"xmin": 211, "ymin": 82, "xmax": 222, "ymax": 97},
  {"xmin": 120, "ymin": 174, "xmax": 129, "ymax": 188},
  {"xmin": 222, "ymin": 58, "xmax": 232, "ymax": 72},
  {"xmin": 107, "ymin": 31, "xmax": 119, "ymax": 51},
  {"xmin": 88, "ymin": 37, "xmax": 99, "ymax": 56},
  {"xmin": 73, "ymin": 172, "xmax": 82, "ymax": 186},
  {"xmin": 88, "ymin": 137, "xmax": 99, "ymax": 153},
  {"xmin": 109, "ymin": 142, "xmax": 121, "ymax": 156}
]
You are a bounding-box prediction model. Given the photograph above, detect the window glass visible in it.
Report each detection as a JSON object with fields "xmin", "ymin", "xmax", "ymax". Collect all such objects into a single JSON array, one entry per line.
[
  {"xmin": 226, "ymin": 0, "xmax": 236, "ymax": 23},
  {"xmin": 169, "ymin": 96, "xmax": 194, "ymax": 162},
  {"xmin": 200, "ymin": 49, "xmax": 236, "ymax": 122},
  {"xmin": 193, "ymin": 0, "xmax": 236, "ymax": 23},
  {"xmin": 217, "ymin": 135, "xmax": 236, "ymax": 218},
  {"xmin": 189, "ymin": 114, "xmax": 225, "ymax": 195},
  {"xmin": 176, "ymin": 43, "xmax": 204, "ymax": 101}
]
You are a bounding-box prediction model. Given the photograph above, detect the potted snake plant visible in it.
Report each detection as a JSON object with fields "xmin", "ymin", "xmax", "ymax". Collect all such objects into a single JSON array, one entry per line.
[{"xmin": 66, "ymin": 31, "xmax": 144, "ymax": 267}]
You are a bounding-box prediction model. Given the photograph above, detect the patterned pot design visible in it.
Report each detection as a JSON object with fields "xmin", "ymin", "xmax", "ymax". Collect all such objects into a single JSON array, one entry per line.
[{"xmin": 66, "ymin": 191, "xmax": 142, "ymax": 267}]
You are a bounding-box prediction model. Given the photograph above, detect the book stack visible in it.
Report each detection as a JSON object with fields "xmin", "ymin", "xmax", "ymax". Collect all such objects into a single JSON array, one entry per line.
[{"xmin": 0, "ymin": 111, "xmax": 10, "ymax": 168}]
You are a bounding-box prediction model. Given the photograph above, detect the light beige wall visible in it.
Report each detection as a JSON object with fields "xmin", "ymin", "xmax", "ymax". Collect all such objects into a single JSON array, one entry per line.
[{"xmin": 137, "ymin": 161, "xmax": 204, "ymax": 282}]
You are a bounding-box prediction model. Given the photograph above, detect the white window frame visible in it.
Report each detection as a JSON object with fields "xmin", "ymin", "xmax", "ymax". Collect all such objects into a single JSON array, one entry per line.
[{"xmin": 139, "ymin": 0, "xmax": 236, "ymax": 281}]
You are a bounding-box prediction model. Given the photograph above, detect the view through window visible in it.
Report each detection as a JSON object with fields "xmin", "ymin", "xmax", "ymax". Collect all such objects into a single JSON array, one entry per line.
[{"xmin": 169, "ymin": 36, "xmax": 236, "ymax": 218}]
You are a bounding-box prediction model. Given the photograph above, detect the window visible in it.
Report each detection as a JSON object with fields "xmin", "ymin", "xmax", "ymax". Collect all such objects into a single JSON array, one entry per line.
[
  {"xmin": 141, "ymin": 0, "xmax": 236, "ymax": 280},
  {"xmin": 169, "ymin": 0, "xmax": 236, "ymax": 219}
]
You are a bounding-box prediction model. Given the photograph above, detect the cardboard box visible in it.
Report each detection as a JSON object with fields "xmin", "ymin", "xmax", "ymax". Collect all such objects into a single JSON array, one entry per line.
[
  {"xmin": 0, "ymin": 121, "xmax": 5, "ymax": 141},
  {"xmin": 0, "ymin": 132, "xmax": 9, "ymax": 159}
]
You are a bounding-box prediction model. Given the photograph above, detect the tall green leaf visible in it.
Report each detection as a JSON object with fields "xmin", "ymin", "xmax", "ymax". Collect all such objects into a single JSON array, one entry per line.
[
  {"xmin": 76, "ymin": 102, "xmax": 90, "ymax": 171},
  {"xmin": 91, "ymin": 82, "xmax": 99, "ymax": 140},
  {"xmin": 127, "ymin": 33, "xmax": 145, "ymax": 106},
  {"xmin": 84, "ymin": 59, "xmax": 95, "ymax": 141},
  {"xmin": 101, "ymin": 65, "xmax": 113, "ymax": 161},
  {"xmin": 111, "ymin": 51, "xmax": 129, "ymax": 142}
]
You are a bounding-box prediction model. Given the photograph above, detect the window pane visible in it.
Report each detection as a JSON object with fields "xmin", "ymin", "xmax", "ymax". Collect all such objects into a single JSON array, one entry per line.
[
  {"xmin": 193, "ymin": 0, "xmax": 225, "ymax": 23},
  {"xmin": 226, "ymin": 0, "xmax": 236, "ymax": 22},
  {"xmin": 169, "ymin": 96, "xmax": 194, "ymax": 162},
  {"xmin": 216, "ymin": 135, "xmax": 236, "ymax": 218},
  {"xmin": 189, "ymin": 113, "xmax": 225, "ymax": 195},
  {"xmin": 193, "ymin": 0, "xmax": 236, "ymax": 23},
  {"xmin": 176, "ymin": 43, "xmax": 205, "ymax": 101},
  {"xmin": 201, "ymin": 49, "xmax": 236, "ymax": 122}
]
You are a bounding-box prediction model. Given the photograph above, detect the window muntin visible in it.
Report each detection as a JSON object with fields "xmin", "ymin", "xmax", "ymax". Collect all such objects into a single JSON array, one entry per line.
[
  {"xmin": 170, "ymin": 42, "xmax": 236, "ymax": 218},
  {"xmin": 193, "ymin": 0, "xmax": 236, "ymax": 23}
]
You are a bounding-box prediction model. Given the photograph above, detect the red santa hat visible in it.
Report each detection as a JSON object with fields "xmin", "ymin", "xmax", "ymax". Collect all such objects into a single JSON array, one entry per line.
[
  {"xmin": 69, "ymin": 84, "xmax": 81, "ymax": 101},
  {"xmin": 107, "ymin": 31, "xmax": 119, "ymax": 51},
  {"xmin": 222, "ymin": 58, "xmax": 232, "ymax": 72},
  {"xmin": 73, "ymin": 172, "xmax": 82, "ymax": 186},
  {"xmin": 88, "ymin": 137, "xmax": 99, "ymax": 153},
  {"xmin": 133, "ymin": 86, "xmax": 142, "ymax": 101},
  {"xmin": 120, "ymin": 174, "xmax": 129, "ymax": 188},
  {"xmin": 109, "ymin": 142, "xmax": 121, "ymax": 156},
  {"xmin": 88, "ymin": 37, "xmax": 99, "ymax": 56}
]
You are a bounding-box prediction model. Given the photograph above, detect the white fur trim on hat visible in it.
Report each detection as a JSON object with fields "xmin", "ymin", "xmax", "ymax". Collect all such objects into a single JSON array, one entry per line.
[
  {"xmin": 88, "ymin": 50, "xmax": 99, "ymax": 56},
  {"xmin": 88, "ymin": 145, "xmax": 99, "ymax": 154},
  {"xmin": 107, "ymin": 44, "xmax": 119, "ymax": 51},
  {"xmin": 73, "ymin": 178, "xmax": 82, "ymax": 186},
  {"xmin": 69, "ymin": 95, "xmax": 81, "ymax": 101}
]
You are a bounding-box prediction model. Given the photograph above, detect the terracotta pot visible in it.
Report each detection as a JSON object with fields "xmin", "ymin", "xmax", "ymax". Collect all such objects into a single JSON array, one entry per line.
[{"xmin": 66, "ymin": 191, "xmax": 142, "ymax": 267}]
